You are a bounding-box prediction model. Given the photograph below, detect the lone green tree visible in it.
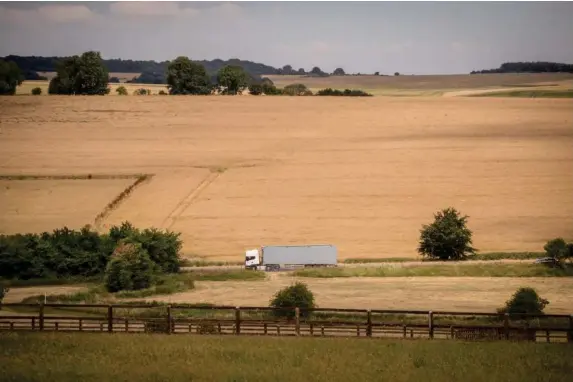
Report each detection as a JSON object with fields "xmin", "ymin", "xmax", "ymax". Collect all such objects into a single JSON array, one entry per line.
[
  {"xmin": 166, "ymin": 56, "xmax": 212, "ymax": 95},
  {"xmin": 543, "ymin": 238, "xmax": 572, "ymax": 262},
  {"xmin": 418, "ymin": 207, "xmax": 476, "ymax": 260},
  {"xmin": 48, "ymin": 51, "xmax": 109, "ymax": 95},
  {"xmin": 104, "ymin": 240, "xmax": 157, "ymax": 292},
  {"xmin": 0, "ymin": 59, "xmax": 24, "ymax": 95},
  {"xmin": 498, "ymin": 287, "xmax": 549, "ymax": 318},
  {"xmin": 217, "ymin": 65, "xmax": 249, "ymax": 95}
]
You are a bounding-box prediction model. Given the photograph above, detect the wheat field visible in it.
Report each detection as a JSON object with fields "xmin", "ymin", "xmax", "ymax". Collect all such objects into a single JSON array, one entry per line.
[{"xmin": 0, "ymin": 95, "xmax": 572, "ymax": 261}]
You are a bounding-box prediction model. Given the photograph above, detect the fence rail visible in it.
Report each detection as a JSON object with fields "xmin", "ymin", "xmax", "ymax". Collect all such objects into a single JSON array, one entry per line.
[{"xmin": 0, "ymin": 303, "xmax": 571, "ymax": 343}]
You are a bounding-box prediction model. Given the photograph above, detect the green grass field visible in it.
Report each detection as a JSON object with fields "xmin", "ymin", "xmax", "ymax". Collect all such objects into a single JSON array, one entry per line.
[
  {"xmin": 0, "ymin": 333, "xmax": 571, "ymax": 382},
  {"xmin": 294, "ymin": 264, "xmax": 573, "ymax": 278}
]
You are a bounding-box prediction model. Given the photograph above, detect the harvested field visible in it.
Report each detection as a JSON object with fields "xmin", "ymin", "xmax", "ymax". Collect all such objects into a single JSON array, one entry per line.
[
  {"xmin": 0, "ymin": 178, "xmax": 135, "ymax": 234},
  {"xmin": 0, "ymin": 95, "xmax": 572, "ymax": 261},
  {"xmin": 139, "ymin": 276, "xmax": 573, "ymax": 313},
  {"xmin": 266, "ymin": 73, "xmax": 573, "ymax": 95}
]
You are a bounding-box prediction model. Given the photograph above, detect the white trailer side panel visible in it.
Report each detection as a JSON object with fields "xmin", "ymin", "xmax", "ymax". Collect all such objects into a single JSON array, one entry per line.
[{"xmin": 262, "ymin": 245, "xmax": 337, "ymax": 265}]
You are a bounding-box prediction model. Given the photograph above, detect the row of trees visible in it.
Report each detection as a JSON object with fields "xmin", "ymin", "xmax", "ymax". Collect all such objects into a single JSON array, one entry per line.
[
  {"xmin": 0, "ymin": 222, "xmax": 182, "ymax": 281},
  {"xmin": 471, "ymin": 61, "xmax": 573, "ymax": 74}
]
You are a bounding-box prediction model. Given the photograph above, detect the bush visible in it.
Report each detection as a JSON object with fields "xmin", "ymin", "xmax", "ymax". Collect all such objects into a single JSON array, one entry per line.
[
  {"xmin": 31, "ymin": 87, "xmax": 42, "ymax": 95},
  {"xmin": 282, "ymin": 83, "xmax": 307, "ymax": 96},
  {"xmin": 104, "ymin": 241, "xmax": 157, "ymax": 292},
  {"xmin": 158, "ymin": 90, "xmax": 167, "ymax": 95},
  {"xmin": 418, "ymin": 207, "xmax": 476, "ymax": 260},
  {"xmin": 316, "ymin": 88, "xmax": 372, "ymax": 97},
  {"xmin": 497, "ymin": 287, "xmax": 549, "ymax": 318},
  {"xmin": 248, "ymin": 84, "xmax": 263, "ymax": 95},
  {"xmin": 269, "ymin": 282, "xmax": 316, "ymax": 318},
  {"xmin": 116, "ymin": 86, "xmax": 128, "ymax": 95},
  {"xmin": 133, "ymin": 88, "xmax": 150, "ymax": 96}
]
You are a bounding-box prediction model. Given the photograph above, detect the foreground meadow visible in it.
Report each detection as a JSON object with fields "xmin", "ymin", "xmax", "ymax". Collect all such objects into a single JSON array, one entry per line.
[
  {"xmin": 0, "ymin": 332, "xmax": 571, "ymax": 382},
  {"xmin": 0, "ymin": 96, "xmax": 572, "ymax": 261}
]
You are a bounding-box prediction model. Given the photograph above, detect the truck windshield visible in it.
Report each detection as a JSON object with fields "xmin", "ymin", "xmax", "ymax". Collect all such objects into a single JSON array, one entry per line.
[{"xmin": 246, "ymin": 256, "xmax": 256, "ymax": 261}]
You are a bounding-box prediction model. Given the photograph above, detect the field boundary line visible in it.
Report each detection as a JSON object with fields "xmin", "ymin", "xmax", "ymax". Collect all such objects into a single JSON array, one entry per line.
[
  {"xmin": 161, "ymin": 170, "xmax": 223, "ymax": 230},
  {"xmin": 94, "ymin": 174, "xmax": 154, "ymax": 229}
]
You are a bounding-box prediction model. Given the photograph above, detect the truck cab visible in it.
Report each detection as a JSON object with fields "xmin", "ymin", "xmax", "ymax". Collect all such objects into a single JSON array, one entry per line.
[{"xmin": 245, "ymin": 249, "xmax": 261, "ymax": 269}]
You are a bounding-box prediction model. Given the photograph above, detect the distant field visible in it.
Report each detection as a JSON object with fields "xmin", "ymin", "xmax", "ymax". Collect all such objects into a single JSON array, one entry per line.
[
  {"xmin": 266, "ymin": 73, "xmax": 573, "ymax": 95},
  {"xmin": 1, "ymin": 333, "xmax": 571, "ymax": 382},
  {"xmin": 36, "ymin": 71, "xmax": 140, "ymax": 82},
  {"xmin": 1, "ymin": 96, "xmax": 572, "ymax": 260},
  {"xmin": 468, "ymin": 89, "xmax": 573, "ymax": 98}
]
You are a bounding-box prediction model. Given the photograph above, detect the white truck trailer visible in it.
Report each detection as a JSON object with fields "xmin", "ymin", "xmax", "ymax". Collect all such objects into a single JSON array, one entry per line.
[{"xmin": 244, "ymin": 244, "xmax": 338, "ymax": 271}]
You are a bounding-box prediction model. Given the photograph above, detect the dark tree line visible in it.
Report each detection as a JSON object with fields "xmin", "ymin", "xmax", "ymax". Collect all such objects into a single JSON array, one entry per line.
[{"xmin": 471, "ymin": 61, "xmax": 573, "ymax": 74}]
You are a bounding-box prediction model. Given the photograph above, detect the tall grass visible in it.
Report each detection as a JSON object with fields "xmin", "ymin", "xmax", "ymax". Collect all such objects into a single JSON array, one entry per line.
[
  {"xmin": 0, "ymin": 333, "xmax": 571, "ymax": 382},
  {"xmin": 186, "ymin": 269, "xmax": 266, "ymax": 281},
  {"xmin": 294, "ymin": 264, "xmax": 573, "ymax": 278}
]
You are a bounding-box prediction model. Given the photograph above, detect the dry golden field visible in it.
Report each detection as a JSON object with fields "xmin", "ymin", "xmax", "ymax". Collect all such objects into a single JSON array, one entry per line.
[
  {"xmin": 267, "ymin": 73, "xmax": 573, "ymax": 96},
  {"xmin": 17, "ymin": 80, "xmax": 169, "ymax": 96},
  {"xmin": 0, "ymin": 95, "xmax": 572, "ymax": 261}
]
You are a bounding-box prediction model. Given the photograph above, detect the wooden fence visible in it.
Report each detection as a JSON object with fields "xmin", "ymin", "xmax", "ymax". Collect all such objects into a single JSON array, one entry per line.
[{"xmin": 0, "ymin": 303, "xmax": 571, "ymax": 343}]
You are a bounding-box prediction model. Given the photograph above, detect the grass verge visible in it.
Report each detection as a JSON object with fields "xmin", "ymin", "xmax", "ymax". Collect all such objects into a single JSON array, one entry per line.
[
  {"xmin": 180, "ymin": 259, "xmax": 243, "ymax": 267},
  {"xmin": 294, "ymin": 264, "xmax": 573, "ymax": 278},
  {"xmin": 185, "ymin": 269, "xmax": 266, "ymax": 281},
  {"xmin": 343, "ymin": 252, "xmax": 544, "ymax": 264},
  {"xmin": 0, "ymin": 333, "xmax": 572, "ymax": 382}
]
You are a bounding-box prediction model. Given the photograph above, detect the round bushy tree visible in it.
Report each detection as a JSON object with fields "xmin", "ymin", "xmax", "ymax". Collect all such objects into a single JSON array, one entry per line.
[
  {"xmin": 49, "ymin": 51, "xmax": 109, "ymax": 95},
  {"xmin": 0, "ymin": 59, "xmax": 24, "ymax": 95},
  {"xmin": 418, "ymin": 207, "xmax": 476, "ymax": 260},
  {"xmin": 104, "ymin": 241, "xmax": 156, "ymax": 292},
  {"xmin": 217, "ymin": 65, "xmax": 249, "ymax": 95},
  {"xmin": 166, "ymin": 56, "xmax": 212, "ymax": 95},
  {"xmin": 116, "ymin": 86, "xmax": 128, "ymax": 95},
  {"xmin": 498, "ymin": 287, "xmax": 549, "ymax": 317},
  {"xmin": 248, "ymin": 83, "xmax": 263, "ymax": 95},
  {"xmin": 270, "ymin": 282, "xmax": 315, "ymax": 318}
]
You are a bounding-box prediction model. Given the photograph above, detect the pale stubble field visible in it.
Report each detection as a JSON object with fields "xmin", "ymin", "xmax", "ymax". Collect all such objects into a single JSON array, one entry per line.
[{"xmin": 0, "ymin": 96, "xmax": 572, "ymax": 262}]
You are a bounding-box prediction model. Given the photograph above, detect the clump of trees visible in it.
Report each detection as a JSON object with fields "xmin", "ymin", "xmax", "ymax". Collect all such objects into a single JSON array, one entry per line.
[
  {"xmin": 48, "ymin": 51, "xmax": 109, "ymax": 95},
  {"xmin": 0, "ymin": 59, "xmax": 24, "ymax": 95},
  {"xmin": 418, "ymin": 207, "xmax": 477, "ymax": 261},
  {"xmin": 497, "ymin": 287, "xmax": 549, "ymax": 318},
  {"xmin": 0, "ymin": 222, "xmax": 182, "ymax": 282},
  {"xmin": 133, "ymin": 88, "xmax": 150, "ymax": 95},
  {"xmin": 283, "ymin": 83, "xmax": 313, "ymax": 96},
  {"xmin": 270, "ymin": 282, "xmax": 316, "ymax": 319},
  {"xmin": 316, "ymin": 88, "xmax": 372, "ymax": 97},
  {"xmin": 332, "ymin": 68, "xmax": 346, "ymax": 76}
]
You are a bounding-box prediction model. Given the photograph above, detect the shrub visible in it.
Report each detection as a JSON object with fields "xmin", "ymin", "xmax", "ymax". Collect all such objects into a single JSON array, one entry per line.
[
  {"xmin": 133, "ymin": 88, "xmax": 150, "ymax": 96},
  {"xmin": 282, "ymin": 83, "xmax": 307, "ymax": 96},
  {"xmin": 158, "ymin": 90, "xmax": 167, "ymax": 95},
  {"xmin": 270, "ymin": 282, "xmax": 316, "ymax": 318},
  {"xmin": 418, "ymin": 207, "xmax": 476, "ymax": 260},
  {"xmin": 248, "ymin": 84, "xmax": 263, "ymax": 95},
  {"xmin": 116, "ymin": 86, "xmax": 128, "ymax": 95},
  {"xmin": 316, "ymin": 88, "xmax": 372, "ymax": 97},
  {"xmin": 497, "ymin": 287, "xmax": 549, "ymax": 318},
  {"xmin": 31, "ymin": 87, "xmax": 42, "ymax": 95},
  {"xmin": 104, "ymin": 240, "xmax": 157, "ymax": 292}
]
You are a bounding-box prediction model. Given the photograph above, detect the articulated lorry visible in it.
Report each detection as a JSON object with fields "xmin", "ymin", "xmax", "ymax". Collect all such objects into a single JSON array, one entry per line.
[{"xmin": 244, "ymin": 244, "xmax": 338, "ymax": 271}]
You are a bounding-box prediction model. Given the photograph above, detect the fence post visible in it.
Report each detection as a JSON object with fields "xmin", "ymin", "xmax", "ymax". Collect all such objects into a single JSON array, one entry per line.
[
  {"xmin": 167, "ymin": 305, "xmax": 172, "ymax": 334},
  {"xmin": 567, "ymin": 315, "xmax": 573, "ymax": 343},
  {"xmin": 235, "ymin": 307, "xmax": 241, "ymax": 335},
  {"xmin": 366, "ymin": 310, "xmax": 372, "ymax": 337},
  {"xmin": 107, "ymin": 305, "xmax": 113, "ymax": 333},
  {"xmin": 504, "ymin": 313, "xmax": 510, "ymax": 340},
  {"xmin": 39, "ymin": 302, "xmax": 45, "ymax": 331},
  {"xmin": 295, "ymin": 307, "xmax": 300, "ymax": 336},
  {"xmin": 428, "ymin": 311, "xmax": 434, "ymax": 339}
]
